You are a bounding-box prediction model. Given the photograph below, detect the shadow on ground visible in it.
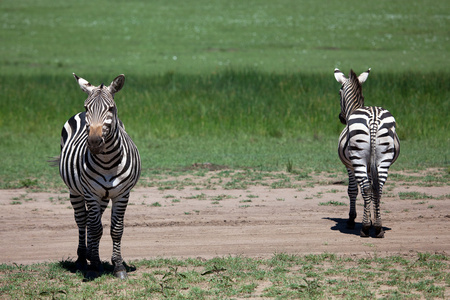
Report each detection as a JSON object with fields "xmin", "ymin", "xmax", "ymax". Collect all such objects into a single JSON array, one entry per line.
[
  {"xmin": 59, "ymin": 259, "xmax": 136, "ymax": 281},
  {"xmin": 323, "ymin": 217, "xmax": 391, "ymax": 237}
]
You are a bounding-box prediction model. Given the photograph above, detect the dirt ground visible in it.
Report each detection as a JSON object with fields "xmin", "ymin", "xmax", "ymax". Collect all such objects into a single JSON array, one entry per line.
[{"xmin": 1, "ymin": 168, "xmax": 448, "ymax": 265}]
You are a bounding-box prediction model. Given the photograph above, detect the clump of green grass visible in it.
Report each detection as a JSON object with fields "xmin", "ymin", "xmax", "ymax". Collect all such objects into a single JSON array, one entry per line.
[
  {"xmin": 4, "ymin": 253, "xmax": 447, "ymax": 299},
  {"xmin": 319, "ymin": 200, "xmax": 347, "ymax": 206},
  {"xmin": 398, "ymin": 192, "xmax": 434, "ymax": 200}
]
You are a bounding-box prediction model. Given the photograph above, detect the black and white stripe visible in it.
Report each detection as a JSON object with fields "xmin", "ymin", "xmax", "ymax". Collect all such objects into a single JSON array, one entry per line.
[
  {"xmin": 335, "ymin": 68, "xmax": 400, "ymax": 238},
  {"xmin": 59, "ymin": 74, "xmax": 141, "ymax": 279}
]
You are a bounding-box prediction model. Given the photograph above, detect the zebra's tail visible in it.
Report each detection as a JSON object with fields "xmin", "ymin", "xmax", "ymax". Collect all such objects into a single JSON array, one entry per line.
[
  {"xmin": 48, "ymin": 156, "xmax": 60, "ymax": 167},
  {"xmin": 369, "ymin": 124, "xmax": 380, "ymax": 199}
]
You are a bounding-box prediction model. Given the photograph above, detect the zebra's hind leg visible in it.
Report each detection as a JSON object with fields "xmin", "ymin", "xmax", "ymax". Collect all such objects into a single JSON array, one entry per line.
[
  {"xmin": 373, "ymin": 186, "xmax": 385, "ymax": 238},
  {"xmin": 70, "ymin": 194, "xmax": 88, "ymax": 272},
  {"xmin": 110, "ymin": 195, "xmax": 130, "ymax": 279},
  {"xmin": 346, "ymin": 169, "xmax": 358, "ymax": 229},
  {"xmin": 359, "ymin": 182, "xmax": 372, "ymax": 238}
]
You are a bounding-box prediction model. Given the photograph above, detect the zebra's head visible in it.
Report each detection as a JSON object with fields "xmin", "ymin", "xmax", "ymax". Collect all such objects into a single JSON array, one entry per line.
[
  {"xmin": 334, "ymin": 68, "xmax": 370, "ymax": 125},
  {"xmin": 73, "ymin": 73, "xmax": 125, "ymax": 154}
]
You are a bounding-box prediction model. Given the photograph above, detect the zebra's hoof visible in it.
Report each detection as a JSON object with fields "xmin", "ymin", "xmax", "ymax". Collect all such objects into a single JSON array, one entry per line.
[
  {"xmin": 375, "ymin": 227, "xmax": 385, "ymax": 238},
  {"xmin": 75, "ymin": 258, "xmax": 87, "ymax": 273},
  {"xmin": 84, "ymin": 262, "xmax": 103, "ymax": 280},
  {"xmin": 360, "ymin": 225, "xmax": 370, "ymax": 238},
  {"xmin": 114, "ymin": 270, "xmax": 128, "ymax": 280},
  {"xmin": 85, "ymin": 270, "xmax": 100, "ymax": 281},
  {"xmin": 113, "ymin": 263, "xmax": 128, "ymax": 279}
]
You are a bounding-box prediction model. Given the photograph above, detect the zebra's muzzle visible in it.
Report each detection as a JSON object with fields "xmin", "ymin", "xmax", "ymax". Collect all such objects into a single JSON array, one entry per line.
[
  {"xmin": 87, "ymin": 125, "xmax": 105, "ymax": 154},
  {"xmin": 87, "ymin": 135, "xmax": 105, "ymax": 154}
]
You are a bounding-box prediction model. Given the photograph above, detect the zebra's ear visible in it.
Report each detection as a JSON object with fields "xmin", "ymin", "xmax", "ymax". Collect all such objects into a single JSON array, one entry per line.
[
  {"xmin": 334, "ymin": 68, "xmax": 347, "ymax": 84},
  {"xmin": 73, "ymin": 73, "xmax": 94, "ymax": 94},
  {"xmin": 358, "ymin": 68, "xmax": 371, "ymax": 84},
  {"xmin": 108, "ymin": 74, "xmax": 125, "ymax": 94}
]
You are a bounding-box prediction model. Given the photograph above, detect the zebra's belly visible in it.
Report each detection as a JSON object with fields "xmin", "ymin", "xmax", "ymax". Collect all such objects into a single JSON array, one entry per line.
[
  {"xmin": 338, "ymin": 126, "xmax": 354, "ymax": 170},
  {"xmin": 60, "ymin": 156, "xmax": 136, "ymax": 199}
]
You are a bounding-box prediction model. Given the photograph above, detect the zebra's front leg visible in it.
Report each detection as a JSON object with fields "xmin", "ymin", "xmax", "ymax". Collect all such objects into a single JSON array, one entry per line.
[
  {"xmin": 85, "ymin": 197, "xmax": 109, "ymax": 279},
  {"xmin": 69, "ymin": 194, "xmax": 88, "ymax": 272},
  {"xmin": 346, "ymin": 169, "xmax": 358, "ymax": 229},
  {"xmin": 110, "ymin": 195, "xmax": 130, "ymax": 279}
]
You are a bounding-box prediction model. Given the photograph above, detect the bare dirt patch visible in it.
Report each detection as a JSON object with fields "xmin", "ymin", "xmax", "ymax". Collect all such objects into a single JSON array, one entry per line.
[{"xmin": 1, "ymin": 168, "xmax": 448, "ymax": 265}]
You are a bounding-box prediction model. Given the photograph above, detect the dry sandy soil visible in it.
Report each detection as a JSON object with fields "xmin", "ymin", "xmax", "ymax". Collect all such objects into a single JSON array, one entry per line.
[{"xmin": 1, "ymin": 168, "xmax": 448, "ymax": 265}]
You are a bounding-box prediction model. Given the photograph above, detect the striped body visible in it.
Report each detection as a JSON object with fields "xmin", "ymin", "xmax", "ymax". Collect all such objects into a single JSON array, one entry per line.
[
  {"xmin": 60, "ymin": 111, "xmax": 140, "ymax": 201},
  {"xmin": 335, "ymin": 68, "xmax": 400, "ymax": 238},
  {"xmin": 59, "ymin": 74, "xmax": 140, "ymax": 279}
]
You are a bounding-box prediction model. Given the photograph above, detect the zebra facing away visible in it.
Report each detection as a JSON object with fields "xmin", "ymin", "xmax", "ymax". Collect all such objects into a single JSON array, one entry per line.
[
  {"xmin": 59, "ymin": 74, "xmax": 141, "ymax": 279},
  {"xmin": 334, "ymin": 68, "xmax": 400, "ymax": 238}
]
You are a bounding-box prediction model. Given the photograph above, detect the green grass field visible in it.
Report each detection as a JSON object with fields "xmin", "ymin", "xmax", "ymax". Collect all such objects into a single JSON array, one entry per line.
[
  {"xmin": 1, "ymin": 0, "xmax": 449, "ymax": 189},
  {"xmin": 1, "ymin": 0, "xmax": 449, "ymax": 75},
  {"xmin": 0, "ymin": 1, "xmax": 449, "ymax": 297},
  {"xmin": 0, "ymin": 70, "xmax": 448, "ymax": 189}
]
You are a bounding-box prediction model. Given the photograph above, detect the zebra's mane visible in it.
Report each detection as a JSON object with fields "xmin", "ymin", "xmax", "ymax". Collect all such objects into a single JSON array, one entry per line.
[{"xmin": 348, "ymin": 69, "xmax": 364, "ymax": 104}]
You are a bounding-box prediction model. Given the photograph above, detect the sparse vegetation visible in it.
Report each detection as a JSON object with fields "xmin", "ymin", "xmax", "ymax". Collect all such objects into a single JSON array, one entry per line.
[
  {"xmin": 319, "ymin": 201, "xmax": 347, "ymax": 206},
  {"xmin": 398, "ymin": 192, "xmax": 435, "ymax": 200},
  {"xmin": 0, "ymin": 253, "xmax": 448, "ymax": 299}
]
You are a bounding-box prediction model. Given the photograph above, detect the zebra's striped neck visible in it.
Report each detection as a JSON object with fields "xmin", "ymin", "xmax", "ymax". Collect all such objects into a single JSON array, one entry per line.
[
  {"xmin": 341, "ymin": 70, "xmax": 365, "ymax": 123},
  {"xmin": 342, "ymin": 93, "xmax": 364, "ymax": 121},
  {"xmin": 87, "ymin": 125, "xmax": 124, "ymax": 163}
]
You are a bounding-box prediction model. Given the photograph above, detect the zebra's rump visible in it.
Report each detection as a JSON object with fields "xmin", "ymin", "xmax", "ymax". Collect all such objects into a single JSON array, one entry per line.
[{"xmin": 339, "ymin": 106, "xmax": 400, "ymax": 170}]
